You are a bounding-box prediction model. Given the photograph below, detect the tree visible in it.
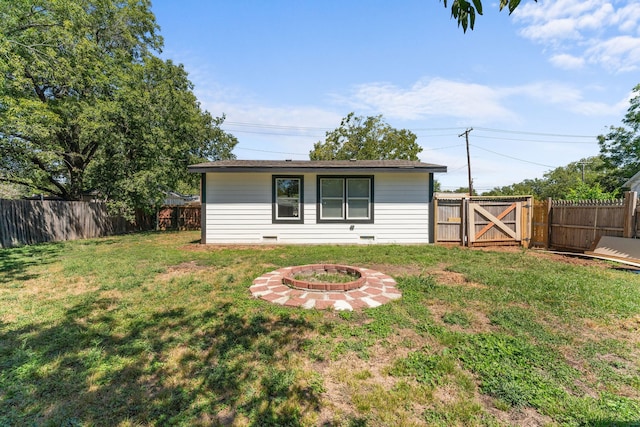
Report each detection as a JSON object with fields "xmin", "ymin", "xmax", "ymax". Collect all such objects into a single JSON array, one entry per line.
[
  {"xmin": 598, "ymin": 84, "xmax": 640, "ymax": 192},
  {"xmin": 0, "ymin": 0, "xmax": 236, "ymax": 212},
  {"xmin": 309, "ymin": 113, "xmax": 422, "ymax": 161},
  {"xmin": 566, "ymin": 182, "xmax": 618, "ymax": 201},
  {"xmin": 442, "ymin": 0, "xmax": 535, "ymax": 32},
  {"xmin": 440, "ymin": 186, "xmax": 478, "ymax": 195},
  {"xmin": 483, "ymin": 156, "xmax": 614, "ymax": 200}
]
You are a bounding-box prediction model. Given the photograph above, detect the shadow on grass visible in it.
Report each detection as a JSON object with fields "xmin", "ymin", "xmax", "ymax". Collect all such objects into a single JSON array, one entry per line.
[
  {"xmin": 0, "ymin": 243, "xmax": 62, "ymax": 284},
  {"xmin": 0, "ymin": 297, "xmax": 317, "ymax": 425}
]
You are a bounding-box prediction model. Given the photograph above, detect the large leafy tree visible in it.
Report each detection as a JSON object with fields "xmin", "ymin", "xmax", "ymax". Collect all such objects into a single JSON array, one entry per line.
[
  {"xmin": 309, "ymin": 113, "xmax": 423, "ymax": 161},
  {"xmin": 0, "ymin": 0, "xmax": 236, "ymax": 211},
  {"xmin": 598, "ymin": 84, "xmax": 640, "ymax": 192}
]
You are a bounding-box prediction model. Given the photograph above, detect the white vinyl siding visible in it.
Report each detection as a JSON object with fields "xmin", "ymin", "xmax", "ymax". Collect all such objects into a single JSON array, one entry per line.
[{"xmin": 203, "ymin": 172, "xmax": 431, "ymax": 244}]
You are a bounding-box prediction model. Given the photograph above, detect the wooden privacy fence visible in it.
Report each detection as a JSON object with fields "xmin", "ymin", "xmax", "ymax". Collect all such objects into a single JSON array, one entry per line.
[
  {"xmin": 434, "ymin": 195, "xmax": 533, "ymax": 247},
  {"xmin": 157, "ymin": 206, "xmax": 201, "ymax": 231},
  {"xmin": 532, "ymin": 191, "xmax": 638, "ymax": 252},
  {"xmin": 0, "ymin": 199, "xmax": 153, "ymax": 248}
]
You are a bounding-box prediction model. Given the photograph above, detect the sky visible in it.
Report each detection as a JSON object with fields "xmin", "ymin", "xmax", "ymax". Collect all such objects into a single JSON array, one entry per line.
[{"xmin": 150, "ymin": 0, "xmax": 640, "ymax": 193}]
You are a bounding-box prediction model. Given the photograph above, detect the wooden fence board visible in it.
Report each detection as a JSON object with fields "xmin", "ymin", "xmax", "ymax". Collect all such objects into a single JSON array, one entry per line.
[
  {"xmin": 549, "ymin": 199, "xmax": 627, "ymax": 252},
  {"xmin": 435, "ymin": 195, "xmax": 531, "ymax": 247},
  {"xmin": 0, "ymin": 200, "xmax": 155, "ymax": 248}
]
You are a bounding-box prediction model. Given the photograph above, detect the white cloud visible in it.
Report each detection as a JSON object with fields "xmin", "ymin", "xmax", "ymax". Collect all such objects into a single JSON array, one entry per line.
[
  {"xmin": 585, "ymin": 35, "xmax": 640, "ymax": 72},
  {"xmin": 333, "ymin": 78, "xmax": 516, "ymax": 123},
  {"xmin": 505, "ymin": 81, "xmax": 628, "ymax": 116},
  {"xmin": 549, "ymin": 53, "xmax": 585, "ymax": 69},
  {"xmin": 513, "ymin": 0, "xmax": 640, "ymax": 72}
]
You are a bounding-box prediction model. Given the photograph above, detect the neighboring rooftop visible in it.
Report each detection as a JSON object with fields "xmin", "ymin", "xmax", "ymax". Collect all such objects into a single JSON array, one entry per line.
[{"xmin": 188, "ymin": 159, "xmax": 447, "ymax": 173}]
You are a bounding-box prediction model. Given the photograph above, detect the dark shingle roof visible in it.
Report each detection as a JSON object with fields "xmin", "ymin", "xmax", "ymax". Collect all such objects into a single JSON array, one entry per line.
[{"xmin": 188, "ymin": 159, "xmax": 447, "ymax": 173}]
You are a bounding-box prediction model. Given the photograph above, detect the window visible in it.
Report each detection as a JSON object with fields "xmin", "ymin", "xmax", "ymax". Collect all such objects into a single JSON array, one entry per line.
[
  {"xmin": 273, "ymin": 176, "xmax": 303, "ymax": 223},
  {"xmin": 318, "ymin": 176, "xmax": 373, "ymax": 223}
]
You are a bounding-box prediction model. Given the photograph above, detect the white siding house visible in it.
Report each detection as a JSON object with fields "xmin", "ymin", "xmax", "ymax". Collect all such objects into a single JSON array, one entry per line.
[{"xmin": 188, "ymin": 160, "xmax": 447, "ymax": 244}]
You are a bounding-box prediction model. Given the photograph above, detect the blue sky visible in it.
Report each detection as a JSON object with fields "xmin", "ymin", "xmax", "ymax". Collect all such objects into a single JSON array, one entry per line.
[{"xmin": 150, "ymin": 0, "xmax": 640, "ymax": 192}]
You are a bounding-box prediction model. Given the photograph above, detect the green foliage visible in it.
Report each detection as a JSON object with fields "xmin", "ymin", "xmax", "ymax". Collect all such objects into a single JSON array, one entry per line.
[
  {"xmin": 440, "ymin": 186, "xmax": 478, "ymax": 195},
  {"xmin": 442, "ymin": 0, "xmax": 529, "ymax": 32},
  {"xmin": 389, "ymin": 349, "xmax": 456, "ymax": 385},
  {"xmin": 483, "ymin": 156, "xmax": 616, "ymax": 199},
  {"xmin": 309, "ymin": 112, "xmax": 422, "ymax": 161},
  {"xmin": 442, "ymin": 310, "xmax": 472, "ymax": 327},
  {"xmin": 454, "ymin": 333, "xmax": 572, "ymax": 407},
  {"xmin": 566, "ymin": 182, "xmax": 619, "ymax": 201},
  {"xmin": 0, "ymin": 0, "xmax": 236, "ymax": 213},
  {"xmin": 598, "ymin": 83, "xmax": 640, "ymax": 191}
]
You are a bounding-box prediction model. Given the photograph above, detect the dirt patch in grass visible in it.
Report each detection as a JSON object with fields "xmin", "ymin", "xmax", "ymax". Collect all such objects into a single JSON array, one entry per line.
[
  {"xmin": 477, "ymin": 245, "xmax": 613, "ymax": 268},
  {"xmin": 431, "ymin": 269, "xmax": 487, "ymax": 289},
  {"xmin": 314, "ymin": 330, "xmax": 439, "ymax": 424},
  {"xmin": 179, "ymin": 243, "xmax": 279, "ymax": 252},
  {"xmin": 427, "ymin": 300, "xmax": 494, "ymax": 334},
  {"xmin": 156, "ymin": 261, "xmax": 210, "ymax": 281},
  {"xmin": 365, "ymin": 263, "xmax": 425, "ymax": 277},
  {"xmin": 481, "ymin": 395, "xmax": 554, "ymax": 427}
]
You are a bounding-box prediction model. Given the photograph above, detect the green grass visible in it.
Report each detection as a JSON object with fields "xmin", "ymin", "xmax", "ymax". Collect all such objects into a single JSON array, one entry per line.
[{"xmin": 1, "ymin": 231, "xmax": 640, "ymax": 426}]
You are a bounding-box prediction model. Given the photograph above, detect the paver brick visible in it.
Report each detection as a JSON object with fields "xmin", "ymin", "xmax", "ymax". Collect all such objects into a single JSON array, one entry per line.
[{"xmin": 251, "ymin": 265, "xmax": 400, "ymax": 311}]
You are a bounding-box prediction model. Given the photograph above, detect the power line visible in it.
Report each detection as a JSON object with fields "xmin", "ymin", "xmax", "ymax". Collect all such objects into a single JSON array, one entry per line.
[
  {"xmin": 469, "ymin": 143, "xmax": 557, "ymax": 168},
  {"xmin": 222, "ymin": 121, "xmax": 597, "ymax": 141},
  {"xmin": 473, "ymin": 126, "xmax": 597, "ymax": 139},
  {"xmin": 422, "ymin": 144, "xmax": 465, "ymax": 151},
  {"xmin": 473, "ymin": 134, "xmax": 597, "ymax": 144}
]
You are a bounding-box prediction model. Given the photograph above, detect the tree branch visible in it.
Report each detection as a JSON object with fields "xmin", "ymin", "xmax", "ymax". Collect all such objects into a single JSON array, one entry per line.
[
  {"xmin": 28, "ymin": 155, "xmax": 69, "ymax": 198},
  {"xmin": 0, "ymin": 176, "xmax": 63, "ymax": 198},
  {"xmin": 24, "ymin": 69, "xmax": 47, "ymax": 103}
]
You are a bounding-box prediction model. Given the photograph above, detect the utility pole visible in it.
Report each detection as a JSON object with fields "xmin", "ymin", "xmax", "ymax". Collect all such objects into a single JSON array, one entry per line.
[
  {"xmin": 459, "ymin": 128, "xmax": 473, "ymax": 196},
  {"xmin": 577, "ymin": 161, "xmax": 591, "ymax": 183}
]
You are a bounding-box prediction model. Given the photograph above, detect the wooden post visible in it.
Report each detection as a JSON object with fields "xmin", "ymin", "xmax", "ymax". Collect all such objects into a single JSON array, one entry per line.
[
  {"xmin": 463, "ymin": 197, "xmax": 470, "ymax": 247},
  {"xmin": 546, "ymin": 197, "xmax": 552, "ymax": 249},
  {"xmin": 522, "ymin": 196, "xmax": 533, "ymax": 248},
  {"xmin": 433, "ymin": 196, "xmax": 439, "ymax": 244},
  {"xmin": 623, "ymin": 191, "xmax": 638, "ymax": 238}
]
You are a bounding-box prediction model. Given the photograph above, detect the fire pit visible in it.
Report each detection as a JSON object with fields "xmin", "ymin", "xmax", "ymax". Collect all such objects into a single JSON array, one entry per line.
[
  {"xmin": 250, "ymin": 264, "xmax": 402, "ymax": 311},
  {"xmin": 282, "ymin": 264, "xmax": 366, "ymax": 291}
]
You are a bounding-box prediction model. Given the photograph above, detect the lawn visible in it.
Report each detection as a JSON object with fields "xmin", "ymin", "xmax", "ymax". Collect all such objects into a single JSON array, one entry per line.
[{"xmin": 1, "ymin": 231, "xmax": 639, "ymax": 426}]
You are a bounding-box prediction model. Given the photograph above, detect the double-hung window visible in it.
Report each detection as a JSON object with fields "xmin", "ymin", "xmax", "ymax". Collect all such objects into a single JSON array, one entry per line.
[
  {"xmin": 318, "ymin": 176, "xmax": 373, "ymax": 223},
  {"xmin": 272, "ymin": 176, "xmax": 303, "ymax": 223}
]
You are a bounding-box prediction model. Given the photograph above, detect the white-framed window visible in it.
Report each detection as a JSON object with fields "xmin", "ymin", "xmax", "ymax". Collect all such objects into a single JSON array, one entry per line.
[
  {"xmin": 318, "ymin": 176, "xmax": 373, "ymax": 223},
  {"xmin": 273, "ymin": 176, "xmax": 303, "ymax": 223}
]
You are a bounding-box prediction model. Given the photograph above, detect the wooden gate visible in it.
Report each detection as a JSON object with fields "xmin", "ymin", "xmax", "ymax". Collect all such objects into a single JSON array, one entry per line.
[{"xmin": 434, "ymin": 195, "xmax": 532, "ymax": 247}]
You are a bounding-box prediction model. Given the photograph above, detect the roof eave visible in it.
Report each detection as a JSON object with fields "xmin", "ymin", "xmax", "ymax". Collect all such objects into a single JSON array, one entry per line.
[{"xmin": 187, "ymin": 165, "xmax": 448, "ymax": 174}]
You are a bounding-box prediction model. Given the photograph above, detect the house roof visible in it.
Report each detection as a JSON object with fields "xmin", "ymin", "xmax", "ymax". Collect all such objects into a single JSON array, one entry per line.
[
  {"xmin": 188, "ymin": 159, "xmax": 447, "ymax": 174},
  {"xmin": 623, "ymin": 171, "xmax": 640, "ymax": 189}
]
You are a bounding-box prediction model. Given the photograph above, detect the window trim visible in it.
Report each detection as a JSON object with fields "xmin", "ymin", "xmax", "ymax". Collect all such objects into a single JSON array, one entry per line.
[
  {"xmin": 316, "ymin": 175, "xmax": 374, "ymax": 224},
  {"xmin": 272, "ymin": 175, "xmax": 304, "ymax": 224}
]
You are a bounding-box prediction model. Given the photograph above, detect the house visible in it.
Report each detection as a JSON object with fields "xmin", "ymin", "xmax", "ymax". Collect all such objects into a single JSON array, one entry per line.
[
  {"xmin": 188, "ymin": 159, "xmax": 447, "ymax": 244},
  {"xmin": 163, "ymin": 191, "xmax": 200, "ymax": 206},
  {"xmin": 624, "ymin": 171, "xmax": 640, "ymax": 193}
]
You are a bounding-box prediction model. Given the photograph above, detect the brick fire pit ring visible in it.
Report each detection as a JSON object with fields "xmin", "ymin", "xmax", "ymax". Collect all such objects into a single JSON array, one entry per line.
[
  {"xmin": 250, "ymin": 264, "xmax": 401, "ymax": 311},
  {"xmin": 282, "ymin": 264, "xmax": 366, "ymax": 291}
]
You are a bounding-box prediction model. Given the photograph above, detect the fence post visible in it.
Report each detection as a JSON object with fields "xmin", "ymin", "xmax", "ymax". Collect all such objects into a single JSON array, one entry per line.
[
  {"xmin": 463, "ymin": 196, "xmax": 469, "ymax": 247},
  {"xmin": 546, "ymin": 197, "xmax": 553, "ymax": 249},
  {"xmin": 623, "ymin": 191, "xmax": 638, "ymax": 238}
]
